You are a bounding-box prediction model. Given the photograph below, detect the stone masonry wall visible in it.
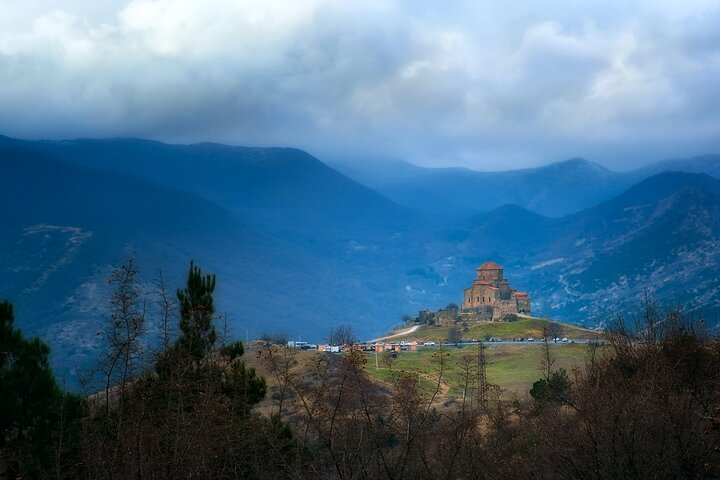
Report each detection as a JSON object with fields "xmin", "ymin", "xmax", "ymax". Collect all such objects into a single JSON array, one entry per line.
[{"xmin": 491, "ymin": 299, "xmax": 520, "ymax": 321}]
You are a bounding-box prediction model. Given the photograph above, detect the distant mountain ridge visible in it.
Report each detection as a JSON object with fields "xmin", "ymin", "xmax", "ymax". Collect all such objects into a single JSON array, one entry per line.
[
  {"xmin": 636, "ymin": 154, "xmax": 720, "ymax": 179},
  {"xmin": 332, "ymin": 154, "xmax": 720, "ymax": 217},
  {"xmin": 0, "ymin": 136, "xmax": 432, "ymax": 262}
]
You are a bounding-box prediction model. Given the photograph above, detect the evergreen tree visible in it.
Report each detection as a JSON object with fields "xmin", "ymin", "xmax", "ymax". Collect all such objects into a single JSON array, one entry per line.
[
  {"xmin": 530, "ymin": 368, "xmax": 572, "ymax": 402},
  {"xmin": 83, "ymin": 261, "xmax": 273, "ymax": 478},
  {"xmin": 0, "ymin": 300, "xmax": 84, "ymax": 478},
  {"xmin": 176, "ymin": 261, "xmax": 217, "ymax": 362}
]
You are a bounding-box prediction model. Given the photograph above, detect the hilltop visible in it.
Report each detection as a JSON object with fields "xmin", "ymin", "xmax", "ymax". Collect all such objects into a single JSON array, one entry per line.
[{"xmin": 386, "ymin": 317, "xmax": 597, "ymax": 344}]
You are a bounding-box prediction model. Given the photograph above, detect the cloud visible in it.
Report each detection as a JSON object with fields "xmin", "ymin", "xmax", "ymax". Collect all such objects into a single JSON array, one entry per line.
[{"xmin": 0, "ymin": 0, "xmax": 718, "ymax": 170}]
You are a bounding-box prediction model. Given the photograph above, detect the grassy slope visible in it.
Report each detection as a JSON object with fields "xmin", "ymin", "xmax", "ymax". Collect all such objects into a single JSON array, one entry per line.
[
  {"xmin": 244, "ymin": 320, "xmax": 602, "ymax": 413},
  {"xmin": 365, "ymin": 342, "xmax": 600, "ymax": 399},
  {"xmin": 390, "ymin": 318, "xmax": 598, "ymax": 343}
]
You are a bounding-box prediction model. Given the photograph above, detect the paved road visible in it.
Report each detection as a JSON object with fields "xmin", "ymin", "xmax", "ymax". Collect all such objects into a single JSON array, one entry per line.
[
  {"xmin": 427, "ymin": 339, "xmax": 600, "ymax": 348},
  {"xmin": 367, "ymin": 325, "xmax": 421, "ymax": 342}
]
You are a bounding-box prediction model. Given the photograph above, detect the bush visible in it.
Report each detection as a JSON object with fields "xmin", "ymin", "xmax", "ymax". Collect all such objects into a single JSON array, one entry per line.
[
  {"xmin": 221, "ymin": 340, "xmax": 245, "ymax": 360},
  {"xmin": 529, "ymin": 368, "xmax": 572, "ymax": 401}
]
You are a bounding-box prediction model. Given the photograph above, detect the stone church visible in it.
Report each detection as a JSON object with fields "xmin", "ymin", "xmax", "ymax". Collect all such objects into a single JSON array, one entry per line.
[{"xmin": 461, "ymin": 262, "xmax": 530, "ymax": 320}]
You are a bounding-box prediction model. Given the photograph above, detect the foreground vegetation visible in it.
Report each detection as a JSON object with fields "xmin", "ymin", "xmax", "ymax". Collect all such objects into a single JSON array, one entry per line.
[{"xmin": 2, "ymin": 260, "xmax": 719, "ymax": 479}]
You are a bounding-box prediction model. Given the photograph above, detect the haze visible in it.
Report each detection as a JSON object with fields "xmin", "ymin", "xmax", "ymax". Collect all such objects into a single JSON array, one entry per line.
[{"xmin": 0, "ymin": 0, "xmax": 718, "ymax": 170}]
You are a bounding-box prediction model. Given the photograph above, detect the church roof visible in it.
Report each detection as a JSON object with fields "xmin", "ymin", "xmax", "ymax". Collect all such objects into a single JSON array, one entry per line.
[
  {"xmin": 478, "ymin": 261, "xmax": 503, "ymax": 271},
  {"xmin": 515, "ymin": 292, "xmax": 529, "ymax": 298}
]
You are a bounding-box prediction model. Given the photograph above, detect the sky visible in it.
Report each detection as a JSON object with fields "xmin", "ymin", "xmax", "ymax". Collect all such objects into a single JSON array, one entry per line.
[{"xmin": 0, "ymin": 0, "xmax": 718, "ymax": 171}]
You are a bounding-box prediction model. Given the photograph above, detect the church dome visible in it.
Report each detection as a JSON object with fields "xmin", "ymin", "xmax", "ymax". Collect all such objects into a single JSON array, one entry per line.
[{"xmin": 478, "ymin": 261, "xmax": 503, "ymax": 271}]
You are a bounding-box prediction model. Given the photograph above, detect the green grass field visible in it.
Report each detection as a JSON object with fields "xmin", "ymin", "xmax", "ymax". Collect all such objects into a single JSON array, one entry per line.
[
  {"xmin": 390, "ymin": 318, "xmax": 598, "ymax": 344},
  {"xmin": 365, "ymin": 342, "xmax": 599, "ymax": 399}
]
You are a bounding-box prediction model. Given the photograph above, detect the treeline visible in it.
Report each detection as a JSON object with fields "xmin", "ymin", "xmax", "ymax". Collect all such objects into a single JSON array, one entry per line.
[{"xmin": 2, "ymin": 262, "xmax": 720, "ymax": 478}]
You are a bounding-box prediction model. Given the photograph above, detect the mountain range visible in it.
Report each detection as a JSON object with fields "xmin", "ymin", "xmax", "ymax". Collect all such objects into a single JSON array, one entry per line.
[
  {"xmin": 441, "ymin": 172, "xmax": 720, "ymax": 323},
  {"xmin": 1, "ymin": 134, "xmax": 718, "ymax": 381},
  {"xmin": 332, "ymin": 155, "xmax": 720, "ymax": 217}
]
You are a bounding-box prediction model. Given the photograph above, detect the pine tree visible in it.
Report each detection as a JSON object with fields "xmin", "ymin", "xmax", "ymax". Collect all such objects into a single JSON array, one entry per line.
[
  {"xmin": 176, "ymin": 261, "xmax": 217, "ymax": 362},
  {"xmin": 0, "ymin": 300, "xmax": 84, "ymax": 478}
]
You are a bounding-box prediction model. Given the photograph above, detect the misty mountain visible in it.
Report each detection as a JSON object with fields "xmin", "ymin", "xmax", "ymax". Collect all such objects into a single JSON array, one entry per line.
[
  {"xmin": 0, "ymin": 148, "xmax": 440, "ymax": 382},
  {"xmin": 346, "ymin": 158, "xmax": 638, "ymax": 217},
  {"xmin": 0, "ymin": 137, "xmax": 450, "ymax": 345},
  {"xmin": 635, "ymin": 154, "xmax": 720, "ymax": 179},
  {"xmin": 334, "ymin": 154, "xmax": 720, "ymax": 218},
  {"xmin": 0, "ymin": 135, "xmax": 453, "ymax": 318},
  {"xmin": 330, "ymin": 157, "xmax": 429, "ymax": 187},
  {"xmin": 551, "ymin": 172, "xmax": 720, "ymax": 320},
  {"xmin": 442, "ymin": 171, "xmax": 720, "ymax": 324},
  {"xmin": 0, "ymin": 136, "xmax": 427, "ymax": 258}
]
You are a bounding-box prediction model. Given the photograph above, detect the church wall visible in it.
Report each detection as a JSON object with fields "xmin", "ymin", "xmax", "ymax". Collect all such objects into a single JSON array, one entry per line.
[
  {"xmin": 492, "ymin": 299, "xmax": 520, "ymax": 321},
  {"xmin": 462, "ymin": 263, "xmax": 531, "ymax": 320},
  {"xmin": 478, "ymin": 269, "xmax": 502, "ymax": 283},
  {"xmin": 459, "ymin": 307, "xmax": 493, "ymax": 322},
  {"xmin": 465, "ymin": 285, "xmax": 504, "ymax": 309},
  {"xmin": 463, "ymin": 288, "xmax": 473, "ymax": 309},
  {"xmin": 517, "ymin": 298, "xmax": 531, "ymax": 313}
]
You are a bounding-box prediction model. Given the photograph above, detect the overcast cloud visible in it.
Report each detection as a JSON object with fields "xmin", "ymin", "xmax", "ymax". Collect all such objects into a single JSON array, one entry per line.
[{"xmin": 0, "ymin": 0, "xmax": 718, "ymax": 170}]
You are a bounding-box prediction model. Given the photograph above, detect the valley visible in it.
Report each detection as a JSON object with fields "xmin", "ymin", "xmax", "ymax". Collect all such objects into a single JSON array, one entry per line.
[{"xmin": 0, "ymin": 135, "xmax": 718, "ymax": 381}]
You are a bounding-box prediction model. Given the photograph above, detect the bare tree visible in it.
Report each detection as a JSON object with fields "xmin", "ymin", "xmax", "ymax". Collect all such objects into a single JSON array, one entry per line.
[
  {"xmin": 260, "ymin": 332, "xmax": 289, "ymax": 347},
  {"xmin": 84, "ymin": 258, "xmax": 147, "ymax": 478},
  {"xmin": 447, "ymin": 325, "xmax": 462, "ymax": 346},
  {"xmin": 546, "ymin": 321, "xmax": 564, "ymax": 341},
  {"xmin": 329, "ymin": 324, "xmax": 356, "ymax": 346},
  {"xmin": 534, "ymin": 303, "xmax": 720, "ymax": 479},
  {"xmin": 543, "ymin": 329, "xmax": 555, "ymax": 377},
  {"xmin": 457, "ymin": 354, "xmax": 477, "ymax": 408},
  {"xmin": 258, "ymin": 343, "xmax": 298, "ymax": 418},
  {"xmin": 98, "ymin": 258, "xmax": 147, "ymax": 412},
  {"xmin": 381, "ymin": 350, "xmax": 396, "ymax": 370},
  {"xmin": 154, "ymin": 268, "xmax": 175, "ymax": 356}
]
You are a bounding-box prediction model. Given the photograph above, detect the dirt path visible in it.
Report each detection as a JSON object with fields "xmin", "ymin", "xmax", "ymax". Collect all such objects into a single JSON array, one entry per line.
[{"xmin": 368, "ymin": 324, "xmax": 421, "ymax": 342}]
